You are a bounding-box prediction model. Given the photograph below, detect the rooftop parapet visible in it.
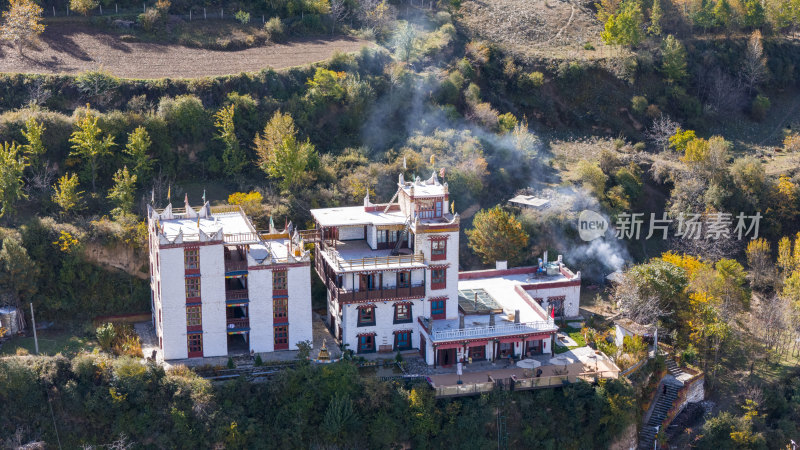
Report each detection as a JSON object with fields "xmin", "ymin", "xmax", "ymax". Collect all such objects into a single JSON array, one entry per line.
[{"xmin": 147, "ymin": 197, "xmax": 310, "ymax": 264}]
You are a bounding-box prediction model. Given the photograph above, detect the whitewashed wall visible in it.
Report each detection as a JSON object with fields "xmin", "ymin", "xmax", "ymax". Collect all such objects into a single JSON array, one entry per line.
[
  {"xmin": 415, "ymin": 229, "xmax": 460, "ymax": 319},
  {"xmin": 159, "ymin": 247, "xmax": 188, "ymax": 360},
  {"xmin": 248, "ymin": 268, "xmax": 274, "ymax": 352},
  {"xmin": 341, "ymin": 299, "xmax": 423, "ymax": 352},
  {"xmin": 200, "ymin": 244, "xmax": 226, "ymax": 357},
  {"xmin": 287, "ymin": 265, "xmax": 313, "ymax": 350}
]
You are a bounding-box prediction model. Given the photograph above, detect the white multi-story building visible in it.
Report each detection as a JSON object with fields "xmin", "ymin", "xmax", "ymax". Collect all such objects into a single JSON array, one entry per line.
[
  {"xmin": 147, "ymin": 196, "xmax": 312, "ymax": 360},
  {"xmin": 310, "ymin": 173, "xmax": 582, "ymax": 366}
]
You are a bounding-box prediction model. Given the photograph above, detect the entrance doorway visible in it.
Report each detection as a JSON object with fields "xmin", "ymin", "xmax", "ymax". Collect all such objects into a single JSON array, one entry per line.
[
  {"xmin": 526, "ymin": 339, "xmax": 542, "ymax": 356},
  {"xmin": 468, "ymin": 345, "xmax": 486, "ymax": 361},
  {"xmin": 499, "ymin": 342, "xmax": 514, "ymax": 359},
  {"xmin": 227, "ymin": 333, "xmax": 249, "ymax": 355},
  {"xmin": 437, "ymin": 348, "xmax": 456, "ymax": 367}
]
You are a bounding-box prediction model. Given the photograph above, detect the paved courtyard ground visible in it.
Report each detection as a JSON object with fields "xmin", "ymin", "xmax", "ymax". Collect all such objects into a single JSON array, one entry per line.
[{"xmin": 135, "ymin": 311, "xmax": 341, "ymax": 368}]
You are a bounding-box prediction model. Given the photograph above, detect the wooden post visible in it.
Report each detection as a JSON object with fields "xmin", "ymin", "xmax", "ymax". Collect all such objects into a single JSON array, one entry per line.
[
  {"xmin": 220, "ymin": 8, "xmax": 223, "ymax": 19},
  {"xmin": 204, "ymin": 8, "xmax": 206, "ymax": 19},
  {"xmin": 53, "ymin": 6, "xmax": 55, "ymax": 16},
  {"xmin": 189, "ymin": 10, "xmax": 192, "ymax": 20},
  {"xmin": 116, "ymin": 4, "xmax": 118, "ymax": 14},
  {"xmin": 99, "ymin": 4, "xmax": 102, "ymax": 14},
  {"xmin": 30, "ymin": 303, "xmax": 38, "ymax": 355}
]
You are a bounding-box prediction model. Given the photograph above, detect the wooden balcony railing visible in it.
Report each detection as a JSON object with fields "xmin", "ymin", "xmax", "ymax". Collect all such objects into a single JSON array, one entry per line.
[
  {"xmin": 332, "ymin": 284, "xmax": 425, "ymax": 302},
  {"xmin": 223, "ymin": 232, "xmax": 261, "ymax": 244},
  {"xmin": 227, "ymin": 317, "xmax": 250, "ymax": 329},
  {"xmin": 224, "ymin": 259, "xmax": 248, "ymax": 272},
  {"xmin": 225, "ymin": 289, "xmax": 249, "ymax": 301}
]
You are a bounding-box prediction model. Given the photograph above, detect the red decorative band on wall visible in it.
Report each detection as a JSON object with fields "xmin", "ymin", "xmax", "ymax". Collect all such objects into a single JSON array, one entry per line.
[
  {"xmin": 357, "ymin": 332, "xmax": 377, "ymax": 337},
  {"xmin": 185, "ymin": 297, "xmax": 201, "ymax": 304},
  {"xmin": 433, "ymin": 342, "xmax": 462, "ymax": 350},
  {"xmin": 524, "ymin": 334, "xmax": 553, "ymax": 341},
  {"xmin": 521, "ymin": 280, "xmax": 581, "ymax": 290},
  {"xmin": 356, "ymin": 303, "xmax": 376, "ymax": 310},
  {"xmin": 393, "ymin": 329, "xmax": 414, "ymax": 334},
  {"xmin": 247, "ymin": 261, "xmax": 310, "ymax": 270},
  {"xmin": 427, "ymin": 235, "xmax": 451, "ymax": 240},
  {"xmin": 160, "ymin": 240, "xmax": 220, "ymax": 250},
  {"xmin": 458, "ymin": 266, "xmax": 538, "ymax": 280}
]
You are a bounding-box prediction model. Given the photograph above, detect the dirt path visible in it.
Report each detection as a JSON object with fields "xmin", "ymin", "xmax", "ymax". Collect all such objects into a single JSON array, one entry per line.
[{"xmin": 0, "ymin": 24, "xmax": 371, "ymax": 79}]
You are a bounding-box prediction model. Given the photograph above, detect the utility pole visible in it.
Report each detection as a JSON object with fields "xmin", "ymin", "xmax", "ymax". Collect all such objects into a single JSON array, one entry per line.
[{"xmin": 30, "ymin": 302, "xmax": 38, "ymax": 355}]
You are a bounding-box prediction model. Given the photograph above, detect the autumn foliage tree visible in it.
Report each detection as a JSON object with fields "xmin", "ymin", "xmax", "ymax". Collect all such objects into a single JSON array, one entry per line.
[
  {"xmin": 0, "ymin": 0, "xmax": 44, "ymax": 55},
  {"xmin": 52, "ymin": 172, "xmax": 84, "ymax": 215},
  {"xmin": 214, "ymin": 104, "xmax": 247, "ymax": 177},
  {"xmin": 254, "ymin": 111, "xmax": 319, "ymax": 192},
  {"xmin": 107, "ymin": 166, "xmax": 137, "ymax": 217},
  {"xmin": 70, "ymin": 0, "xmax": 99, "ymax": 16},
  {"xmin": 69, "ymin": 107, "xmax": 115, "ymax": 192},
  {"xmin": 0, "ymin": 141, "xmax": 28, "ymax": 219},
  {"xmin": 745, "ymin": 238, "xmax": 772, "ymax": 290},
  {"xmin": 466, "ymin": 206, "xmax": 529, "ymax": 266}
]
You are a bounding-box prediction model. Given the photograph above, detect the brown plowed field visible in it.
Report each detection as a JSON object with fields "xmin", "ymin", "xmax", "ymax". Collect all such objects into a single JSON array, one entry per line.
[{"xmin": 0, "ymin": 23, "xmax": 371, "ymax": 79}]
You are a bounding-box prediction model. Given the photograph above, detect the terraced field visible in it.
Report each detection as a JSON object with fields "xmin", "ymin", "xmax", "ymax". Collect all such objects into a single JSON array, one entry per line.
[{"xmin": 0, "ymin": 22, "xmax": 370, "ymax": 79}]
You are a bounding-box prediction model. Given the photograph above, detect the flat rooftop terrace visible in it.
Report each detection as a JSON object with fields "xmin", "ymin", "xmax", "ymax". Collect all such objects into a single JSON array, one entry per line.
[
  {"xmin": 159, "ymin": 211, "xmax": 257, "ymax": 242},
  {"xmin": 309, "ymin": 206, "xmax": 406, "ymax": 228},
  {"xmin": 318, "ymin": 239, "xmax": 426, "ymax": 272}
]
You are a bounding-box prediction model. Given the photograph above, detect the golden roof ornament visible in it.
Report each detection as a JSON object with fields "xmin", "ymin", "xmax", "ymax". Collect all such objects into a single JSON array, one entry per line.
[{"xmin": 317, "ymin": 339, "xmax": 331, "ymax": 361}]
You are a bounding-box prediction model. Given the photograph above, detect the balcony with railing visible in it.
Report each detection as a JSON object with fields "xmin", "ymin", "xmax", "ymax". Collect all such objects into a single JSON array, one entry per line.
[
  {"xmin": 316, "ymin": 239, "xmax": 426, "ymax": 272},
  {"xmin": 225, "ymin": 289, "xmax": 249, "ymax": 301},
  {"xmin": 430, "ymin": 319, "xmax": 557, "ymax": 342},
  {"xmin": 329, "ymin": 280, "xmax": 425, "ymax": 303},
  {"xmin": 226, "ymin": 317, "xmax": 250, "ymax": 330},
  {"xmin": 224, "ymin": 259, "xmax": 248, "ymax": 273}
]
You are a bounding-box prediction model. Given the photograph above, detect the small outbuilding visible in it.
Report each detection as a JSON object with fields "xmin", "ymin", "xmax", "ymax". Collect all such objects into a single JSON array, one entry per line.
[
  {"xmin": 0, "ymin": 305, "xmax": 22, "ymax": 336},
  {"xmin": 614, "ymin": 318, "xmax": 654, "ymax": 348}
]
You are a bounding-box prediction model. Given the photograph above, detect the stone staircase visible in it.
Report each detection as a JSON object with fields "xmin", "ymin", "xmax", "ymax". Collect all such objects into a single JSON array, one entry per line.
[
  {"xmin": 665, "ymin": 358, "xmax": 686, "ymax": 379},
  {"xmin": 638, "ymin": 382, "xmax": 680, "ymax": 449}
]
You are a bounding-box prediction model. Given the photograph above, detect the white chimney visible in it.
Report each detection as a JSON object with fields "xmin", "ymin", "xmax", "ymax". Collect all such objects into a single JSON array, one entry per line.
[
  {"xmin": 514, "ymin": 310, "xmax": 520, "ymax": 324},
  {"xmin": 496, "ymin": 260, "xmax": 507, "ymax": 270},
  {"xmin": 543, "ymin": 251, "xmax": 548, "ymax": 264},
  {"xmin": 557, "ymin": 254, "xmax": 563, "ymax": 265}
]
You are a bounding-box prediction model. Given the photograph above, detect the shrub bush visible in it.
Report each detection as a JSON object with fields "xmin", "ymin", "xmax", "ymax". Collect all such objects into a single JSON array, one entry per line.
[
  {"xmin": 156, "ymin": 95, "xmax": 210, "ymax": 144},
  {"xmin": 751, "ymin": 95, "xmax": 770, "ymax": 121},
  {"xmin": 96, "ymin": 322, "xmax": 116, "ymax": 352},
  {"xmin": 235, "ymin": 10, "xmax": 251, "ymax": 25},
  {"xmin": 527, "ymin": 71, "xmax": 545, "ymax": 88},
  {"xmin": 631, "ymin": 95, "xmax": 648, "ymax": 114},
  {"xmin": 264, "ymin": 17, "xmax": 285, "ymax": 41}
]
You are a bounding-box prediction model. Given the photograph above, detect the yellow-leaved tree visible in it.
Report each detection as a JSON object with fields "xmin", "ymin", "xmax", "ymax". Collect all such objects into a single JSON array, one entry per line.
[
  {"xmin": 466, "ymin": 206, "xmax": 529, "ymax": 266},
  {"xmin": 0, "ymin": 0, "xmax": 44, "ymax": 55}
]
